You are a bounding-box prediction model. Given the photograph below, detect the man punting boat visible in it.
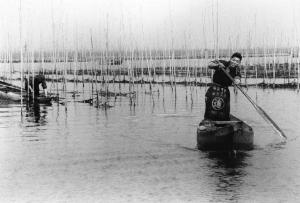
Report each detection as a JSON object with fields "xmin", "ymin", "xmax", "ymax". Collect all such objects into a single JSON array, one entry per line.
[{"xmin": 204, "ymin": 52, "xmax": 242, "ymax": 121}]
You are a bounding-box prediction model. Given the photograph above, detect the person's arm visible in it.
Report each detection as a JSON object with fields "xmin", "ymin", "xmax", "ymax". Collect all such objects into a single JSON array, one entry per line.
[
  {"xmin": 44, "ymin": 88, "xmax": 48, "ymax": 97},
  {"xmin": 208, "ymin": 59, "xmax": 225, "ymax": 70},
  {"xmin": 41, "ymin": 79, "xmax": 48, "ymax": 97},
  {"xmin": 28, "ymin": 86, "xmax": 34, "ymax": 92}
]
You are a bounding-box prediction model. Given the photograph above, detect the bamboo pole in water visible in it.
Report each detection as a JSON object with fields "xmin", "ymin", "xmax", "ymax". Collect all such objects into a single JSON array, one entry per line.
[
  {"xmin": 89, "ymin": 31, "xmax": 95, "ymax": 104},
  {"xmin": 19, "ymin": 0, "xmax": 23, "ymax": 116},
  {"xmin": 81, "ymin": 49, "xmax": 85, "ymax": 89},
  {"xmin": 73, "ymin": 49, "xmax": 77, "ymax": 92},
  {"xmin": 74, "ymin": 26, "xmax": 79, "ymax": 91},
  {"xmin": 7, "ymin": 33, "xmax": 12, "ymax": 83},
  {"xmin": 51, "ymin": 1, "xmax": 58, "ymax": 96},
  {"xmin": 153, "ymin": 48, "xmax": 157, "ymax": 84},
  {"xmin": 263, "ymin": 40, "xmax": 268, "ymax": 84},
  {"xmin": 168, "ymin": 49, "xmax": 173, "ymax": 90},
  {"xmin": 141, "ymin": 49, "xmax": 145, "ymax": 84},
  {"xmin": 216, "ymin": 0, "xmax": 219, "ymax": 59},
  {"xmin": 184, "ymin": 43, "xmax": 188, "ymax": 101},
  {"xmin": 162, "ymin": 48, "xmax": 166, "ymax": 86},
  {"xmin": 146, "ymin": 48, "xmax": 152, "ymax": 92},
  {"xmin": 273, "ymin": 39, "xmax": 277, "ymax": 88},
  {"xmin": 104, "ymin": 16, "xmax": 109, "ymax": 105},
  {"xmin": 255, "ymin": 46, "xmax": 258, "ymax": 88},
  {"xmin": 297, "ymin": 44, "xmax": 300, "ymax": 92},
  {"xmin": 64, "ymin": 48, "xmax": 68, "ymax": 110},
  {"xmin": 288, "ymin": 47, "xmax": 292, "ymax": 84},
  {"xmin": 25, "ymin": 44, "xmax": 30, "ymax": 102},
  {"xmin": 41, "ymin": 44, "xmax": 45, "ymax": 76},
  {"xmin": 171, "ymin": 50, "xmax": 176, "ymax": 99}
]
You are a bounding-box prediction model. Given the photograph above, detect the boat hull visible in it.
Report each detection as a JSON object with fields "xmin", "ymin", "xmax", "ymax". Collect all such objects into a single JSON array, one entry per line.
[
  {"xmin": 0, "ymin": 91, "xmax": 21, "ymax": 101},
  {"xmin": 0, "ymin": 81, "xmax": 52, "ymax": 104},
  {"xmin": 197, "ymin": 115, "xmax": 254, "ymax": 150}
]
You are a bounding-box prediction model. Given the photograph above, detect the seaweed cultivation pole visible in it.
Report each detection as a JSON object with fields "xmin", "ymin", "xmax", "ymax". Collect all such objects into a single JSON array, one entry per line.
[
  {"xmin": 129, "ymin": 49, "xmax": 135, "ymax": 105},
  {"xmin": 73, "ymin": 26, "xmax": 79, "ymax": 91},
  {"xmin": 297, "ymin": 44, "xmax": 300, "ymax": 92},
  {"xmin": 146, "ymin": 48, "xmax": 153, "ymax": 91},
  {"xmin": 104, "ymin": 14, "xmax": 110, "ymax": 105},
  {"xmin": 263, "ymin": 38, "xmax": 268, "ymax": 84},
  {"xmin": 168, "ymin": 49, "xmax": 173, "ymax": 89},
  {"xmin": 61, "ymin": 24, "xmax": 67, "ymax": 93},
  {"xmin": 210, "ymin": 0, "xmax": 216, "ymax": 80},
  {"xmin": 40, "ymin": 37, "xmax": 45, "ymax": 76},
  {"xmin": 64, "ymin": 48, "xmax": 68, "ymax": 109},
  {"xmin": 273, "ymin": 39, "xmax": 277, "ymax": 88},
  {"xmin": 25, "ymin": 45, "xmax": 30, "ymax": 101},
  {"xmin": 89, "ymin": 30, "xmax": 95, "ymax": 104},
  {"xmin": 254, "ymin": 46, "xmax": 258, "ymax": 87},
  {"xmin": 100, "ymin": 50, "xmax": 104, "ymax": 86},
  {"xmin": 162, "ymin": 47, "xmax": 166, "ymax": 86},
  {"xmin": 111, "ymin": 51, "xmax": 116, "ymax": 99},
  {"xmin": 193, "ymin": 49, "xmax": 197, "ymax": 88},
  {"xmin": 51, "ymin": 1, "xmax": 58, "ymax": 96},
  {"xmin": 244, "ymin": 31, "xmax": 251, "ymax": 87},
  {"xmin": 215, "ymin": 0, "xmax": 219, "ymax": 59},
  {"xmin": 201, "ymin": 9, "xmax": 209, "ymax": 88},
  {"xmin": 7, "ymin": 34, "xmax": 13, "ymax": 83},
  {"xmin": 168, "ymin": 1, "xmax": 176, "ymax": 98},
  {"xmin": 31, "ymin": 49, "xmax": 35, "ymax": 100},
  {"xmin": 288, "ymin": 48, "xmax": 292, "ymax": 84},
  {"xmin": 253, "ymin": 15, "xmax": 258, "ymax": 87},
  {"xmin": 153, "ymin": 48, "xmax": 157, "ymax": 84},
  {"xmin": 73, "ymin": 46, "xmax": 78, "ymax": 91},
  {"xmin": 141, "ymin": 49, "xmax": 145, "ymax": 84},
  {"xmin": 84, "ymin": 50, "xmax": 90, "ymax": 99},
  {"xmin": 19, "ymin": 0, "xmax": 23, "ymax": 116},
  {"xmin": 184, "ymin": 34, "xmax": 190, "ymax": 101},
  {"xmin": 81, "ymin": 49, "xmax": 85, "ymax": 89}
]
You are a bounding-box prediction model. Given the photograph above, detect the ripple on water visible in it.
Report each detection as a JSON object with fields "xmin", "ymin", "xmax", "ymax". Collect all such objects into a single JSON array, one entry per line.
[{"xmin": 0, "ymin": 85, "xmax": 299, "ymax": 202}]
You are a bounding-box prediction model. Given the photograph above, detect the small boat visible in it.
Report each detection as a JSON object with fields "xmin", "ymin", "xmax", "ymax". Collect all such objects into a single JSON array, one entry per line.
[
  {"xmin": 0, "ymin": 80, "xmax": 52, "ymax": 104},
  {"xmin": 197, "ymin": 115, "xmax": 254, "ymax": 150}
]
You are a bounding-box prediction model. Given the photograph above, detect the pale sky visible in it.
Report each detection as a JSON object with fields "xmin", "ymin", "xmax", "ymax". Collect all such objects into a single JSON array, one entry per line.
[{"xmin": 0, "ymin": 0, "xmax": 299, "ymax": 51}]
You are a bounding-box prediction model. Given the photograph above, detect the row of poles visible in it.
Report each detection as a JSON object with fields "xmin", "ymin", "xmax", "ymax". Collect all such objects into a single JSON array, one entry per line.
[{"xmin": 4, "ymin": 0, "xmax": 299, "ymax": 116}]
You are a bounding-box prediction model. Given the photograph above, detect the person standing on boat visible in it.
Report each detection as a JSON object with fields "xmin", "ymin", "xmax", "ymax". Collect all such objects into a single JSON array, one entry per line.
[
  {"xmin": 24, "ymin": 74, "xmax": 48, "ymax": 98},
  {"xmin": 204, "ymin": 52, "xmax": 242, "ymax": 121}
]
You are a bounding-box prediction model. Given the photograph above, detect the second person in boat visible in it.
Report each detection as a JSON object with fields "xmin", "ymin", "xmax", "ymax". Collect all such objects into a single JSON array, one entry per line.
[{"xmin": 24, "ymin": 74, "xmax": 48, "ymax": 99}]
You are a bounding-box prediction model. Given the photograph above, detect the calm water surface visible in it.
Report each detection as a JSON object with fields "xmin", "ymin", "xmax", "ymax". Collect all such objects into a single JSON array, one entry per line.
[{"xmin": 0, "ymin": 83, "xmax": 300, "ymax": 202}]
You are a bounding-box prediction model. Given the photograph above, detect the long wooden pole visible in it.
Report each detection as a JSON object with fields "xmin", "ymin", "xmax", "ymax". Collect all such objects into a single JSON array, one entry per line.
[{"xmin": 219, "ymin": 66, "xmax": 287, "ymax": 139}]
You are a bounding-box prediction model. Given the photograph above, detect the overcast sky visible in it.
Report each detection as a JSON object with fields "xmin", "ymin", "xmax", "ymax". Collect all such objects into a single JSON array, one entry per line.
[{"xmin": 0, "ymin": 0, "xmax": 299, "ymax": 51}]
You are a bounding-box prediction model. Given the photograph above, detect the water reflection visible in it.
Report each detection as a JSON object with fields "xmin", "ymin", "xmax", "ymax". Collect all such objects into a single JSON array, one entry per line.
[
  {"xmin": 25, "ymin": 102, "xmax": 50, "ymax": 125},
  {"xmin": 205, "ymin": 151, "xmax": 251, "ymax": 202}
]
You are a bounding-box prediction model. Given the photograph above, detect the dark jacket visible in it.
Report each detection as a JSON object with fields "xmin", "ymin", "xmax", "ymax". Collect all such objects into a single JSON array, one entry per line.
[{"xmin": 209, "ymin": 60, "xmax": 241, "ymax": 87}]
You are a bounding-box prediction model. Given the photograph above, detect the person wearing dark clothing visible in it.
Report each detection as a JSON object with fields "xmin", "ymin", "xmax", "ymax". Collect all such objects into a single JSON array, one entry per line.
[
  {"xmin": 204, "ymin": 52, "xmax": 242, "ymax": 121},
  {"xmin": 25, "ymin": 74, "xmax": 48, "ymax": 98}
]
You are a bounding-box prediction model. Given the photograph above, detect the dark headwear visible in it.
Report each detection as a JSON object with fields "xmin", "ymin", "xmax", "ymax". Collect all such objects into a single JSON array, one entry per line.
[{"xmin": 231, "ymin": 52, "xmax": 242, "ymax": 61}]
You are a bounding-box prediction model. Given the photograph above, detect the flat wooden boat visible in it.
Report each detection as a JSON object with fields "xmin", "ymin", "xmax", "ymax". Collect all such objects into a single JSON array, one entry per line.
[
  {"xmin": 197, "ymin": 115, "xmax": 254, "ymax": 150},
  {"xmin": 0, "ymin": 80, "xmax": 52, "ymax": 104}
]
